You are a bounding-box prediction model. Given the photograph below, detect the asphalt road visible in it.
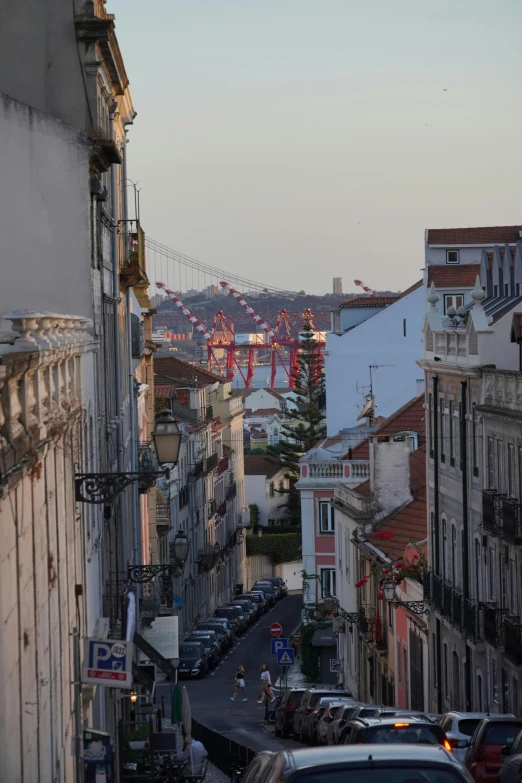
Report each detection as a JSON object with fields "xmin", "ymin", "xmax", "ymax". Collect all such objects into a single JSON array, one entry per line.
[{"xmin": 156, "ymin": 594, "xmax": 304, "ymax": 753}]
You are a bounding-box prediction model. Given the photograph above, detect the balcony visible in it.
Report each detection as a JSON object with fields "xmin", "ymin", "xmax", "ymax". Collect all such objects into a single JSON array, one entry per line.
[
  {"xmin": 464, "ymin": 599, "xmax": 483, "ymax": 643},
  {"xmin": 358, "ymin": 608, "xmax": 369, "ymax": 635},
  {"xmin": 502, "ymin": 498, "xmax": 522, "ymax": 544},
  {"xmin": 205, "ymin": 452, "xmax": 218, "ymax": 473},
  {"xmin": 156, "ymin": 488, "xmax": 171, "ymax": 533},
  {"xmin": 120, "ymin": 225, "xmax": 148, "ymax": 289},
  {"xmin": 208, "ymin": 499, "xmax": 217, "ymax": 518},
  {"xmin": 301, "ymin": 459, "xmax": 369, "ymax": 483},
  {"xmin": 482, "ymin": 490, "xmax": 504, "ymax": 536},
  {"xmin": 442, "ymin": 581, "xmax": 463, "ymax": 630},
  {"xmin": 432, "ymin": 572, "xmax": 444, "ymax": 614},
  {"xmin": 226, "ymin": 482, "xmax": 237, "ymax": 501},
  {"xmin": 217, "ymin": 501, "xmax": 227, "ymax": 517},
  {"xmin": 483, "ymin": 603, "xmax": 506, "ymax": 648},
  {"xmin": 190, "ymin": 459, "xmax": 204, "ymax": 480},
  {"xmin": 504, "ymin": 616, "xmax": 522, "ymax": 665},
  {"xmin": 131, "ymin": 318, "xmax": 145, "ymax": 359},
  {"xmin": 206, "ymin": 405, "xmax": 213, "ymax": 421},
  {"xmin": 218, "ymin": 456, "xmax": 229, "ymax": 476},
  {"xmin": 137, "ymin": 442, "xmax": 160, "ymax": 493},
  {"xmin": 178, "ymin": 485, "xmax": 189, "ymax": 509}
]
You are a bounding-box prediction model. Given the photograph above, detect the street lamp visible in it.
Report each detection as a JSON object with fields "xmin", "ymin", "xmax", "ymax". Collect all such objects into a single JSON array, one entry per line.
[
  {"xmin": 381, "ymin": 577, "xmax": 429, "ymax": 615},
  {"xmin": 323, "ymin": 595, "xmax": 361, "ymax": 624},
  {"xmin": 127, "ymin": 530, "xmax": 190, "ymax": 583},
  {"xmin": 130, "ymin": 689, "xmax": 138, "ymax": 704},
  {"xmin": 152, "ymin": 409, "xmax": 181, "ymax": 465}
]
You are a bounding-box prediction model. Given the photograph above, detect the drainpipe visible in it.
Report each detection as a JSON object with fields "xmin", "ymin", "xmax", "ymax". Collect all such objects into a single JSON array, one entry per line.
[
  {"xmin": 433, "ymin": 375, "xmax": 442, "ymax": 715},
  {"xmin": 109, "ymin": 101, "xmax": 127, "ymax": 571},
  {"xmin": 122, "ymin": 133, "xmax": 140, "ymax": 567}
]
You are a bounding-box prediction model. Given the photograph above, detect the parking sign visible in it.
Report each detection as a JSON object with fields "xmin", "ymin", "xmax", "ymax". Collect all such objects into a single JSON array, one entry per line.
[
  {"xmin": 83, "ymin": 639, "xmax": 133, "ymax": 688},
  {"xmin": 271, "ymin": 637, "xmax": 288, "ymax": 656}
]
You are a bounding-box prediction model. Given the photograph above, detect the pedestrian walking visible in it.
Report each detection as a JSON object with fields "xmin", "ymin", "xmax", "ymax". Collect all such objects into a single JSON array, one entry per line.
[
  {"xmin": 257, "ymin": 664, "xmax": 275, "ymax": 703},
  {"xmin": 230, "ymin": 665, "xmax": 248, "ymax": 701}
]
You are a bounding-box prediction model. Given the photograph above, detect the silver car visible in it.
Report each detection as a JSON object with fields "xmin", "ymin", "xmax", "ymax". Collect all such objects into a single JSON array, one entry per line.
[{"xmin": 439, "ymin": 712, "xmax": 508, "ymax": 764}]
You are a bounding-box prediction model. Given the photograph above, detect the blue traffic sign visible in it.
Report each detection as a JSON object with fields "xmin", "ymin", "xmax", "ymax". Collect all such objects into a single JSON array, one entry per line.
[
  {"xmin": 277, "ymin": 647, "xmax": 295, "ymax": 666},
  {"xmin": 271, "ymin": 637, "xmax": 288, "ymax": 655},
  {"xmin": 83, "ymin": 638, "xmax": 133, "ymax": 688}
]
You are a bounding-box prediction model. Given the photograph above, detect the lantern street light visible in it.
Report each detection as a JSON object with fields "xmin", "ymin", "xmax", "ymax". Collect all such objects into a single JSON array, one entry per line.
[
  {"xmin": 322, "ymin": 595, "xmax": 361, "ymax": 625},
  {"xmin": 127, "ymin": 530, "xmax": 190, "ymax": 583},
  {"xmin": 381, "ymin": 577, "xmax": 429, "ymax": 615},
  {"xmin": 152, "ymin": 409, "xmax": 182, "ymax": 466}
]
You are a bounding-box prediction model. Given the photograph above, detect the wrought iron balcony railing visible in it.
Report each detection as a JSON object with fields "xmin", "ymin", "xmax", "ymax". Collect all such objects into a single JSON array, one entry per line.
[
  {"xmin": 226, "ymin": 481, "xmax": 237, "ymax": 501},
  {"xmin": 504, "ymin": 615, "xmax": 522, "ymax": 665},
  {"xmin": 190, "ymin": 459, "xmax": 204, "ymax": 480},
  {"xmin": 464, "ymin": 599, "xmax": 483, "ymax": 643},
  {"xmin": 483, "ymin": 603, "xmax": 507, "ymax": 648},
  {"xmin": 205, "ymin": 452, "xmax": 218, "ymax": 473},
  {"xmin": 502, "ymin": 498, "xmax": 522, "ymax": 544},
  {"xmin": 178, "ymin": 485, "xmax": 189, "ymax": 509},
  {"xmin": 482, "ymin": 489, "xmax": 505, "ymax": 535}
]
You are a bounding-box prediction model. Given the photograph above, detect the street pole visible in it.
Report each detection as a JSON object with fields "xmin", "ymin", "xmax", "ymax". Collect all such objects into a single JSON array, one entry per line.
[{"xmin": 73, "ymin": 627, "xmax": 85, "ymax": 783}]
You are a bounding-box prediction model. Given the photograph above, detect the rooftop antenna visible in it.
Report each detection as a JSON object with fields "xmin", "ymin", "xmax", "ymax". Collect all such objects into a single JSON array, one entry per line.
[{"xmin": 356, "ymin": 364, "xmax": 395, "ymax": 426}]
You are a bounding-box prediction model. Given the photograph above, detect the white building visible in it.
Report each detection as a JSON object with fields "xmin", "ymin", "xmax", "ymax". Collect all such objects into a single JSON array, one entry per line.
[
  {"xmin": 244, "ymin": 455, "xmax": 290, "ymax": 526},
  {"xmin": 326, "ymin": 283, "xmax": 425, "ymax": 435}
]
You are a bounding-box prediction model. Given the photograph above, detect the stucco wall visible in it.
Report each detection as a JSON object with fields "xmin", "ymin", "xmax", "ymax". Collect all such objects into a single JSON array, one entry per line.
[
  {"xmin": 0, "ymin": 93, "xmax": 92, "ymax": 321},
  {"xmin": 325, "ymin": 286, "xmax": 425, "ymax": 434}
]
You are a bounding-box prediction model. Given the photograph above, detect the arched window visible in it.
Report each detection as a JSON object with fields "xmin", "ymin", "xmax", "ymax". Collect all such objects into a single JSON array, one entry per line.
[
  {"xmin": 451, "ymin": 525, "xmax": 457, "ymax": 586},
  {"xmin": 442, "ymin": 520, "xmax": 448, "ymax": 580}
]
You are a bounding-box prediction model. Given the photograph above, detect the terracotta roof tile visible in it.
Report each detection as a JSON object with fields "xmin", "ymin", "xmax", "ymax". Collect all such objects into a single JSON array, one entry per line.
[
  {"xmin": 155, "ymin": 385, "xmax": 176, "ymax": 397},
  {"xmin": 244, "ymin": 408, "xmax": 282, "ymax": 417},
  {"xmin": 340, "ymin": 296, "xmax": 399, "ymax": 309},
  {"xmin": 427, "ymin": 226, "xmax": 522, "ymax": 245},
  {"xmin": 154, "ymin": 356, "xmax": 223, "ymax": 387},
  {"xmin": 347, "ymin": 395, "xmax": 426, "ymax": 460},
  {"xmin": 427, "ymin": 266, "xmax": 480, "ymax": 288},
  {"xmin": 398, "ymin": 280, "xmax": 423, "ymax": 298},
  {"xmin": 244, "ymin": 455, "xmax": 283, "ymax": 478}
]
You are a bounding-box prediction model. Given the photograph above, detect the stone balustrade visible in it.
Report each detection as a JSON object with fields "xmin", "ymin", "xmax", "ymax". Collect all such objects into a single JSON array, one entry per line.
[
  {"xmin": 299, "ymin": 459, "xmax": 369, "ymax": 483},
  {"xmin": 0, "ymin": 311, "xmax": 94, "ymax": 482}
]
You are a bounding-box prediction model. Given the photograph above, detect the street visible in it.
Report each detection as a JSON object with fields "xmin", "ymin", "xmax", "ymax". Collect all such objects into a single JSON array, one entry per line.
[{"xmin": 156, "ymin": 595, "xmax": 303, "ymax": 752}]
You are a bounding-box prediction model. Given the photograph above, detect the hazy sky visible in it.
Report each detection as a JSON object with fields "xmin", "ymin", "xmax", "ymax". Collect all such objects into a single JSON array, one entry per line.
[{"xmin": 111, "ymin": 0, "xmax": 522, "ymax": 294}]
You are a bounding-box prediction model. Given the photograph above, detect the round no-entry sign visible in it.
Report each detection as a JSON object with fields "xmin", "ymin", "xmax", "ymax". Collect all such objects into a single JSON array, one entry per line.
[{"xmin": 270, "ymin": 622, "xmax": 283, "ymax": 638}]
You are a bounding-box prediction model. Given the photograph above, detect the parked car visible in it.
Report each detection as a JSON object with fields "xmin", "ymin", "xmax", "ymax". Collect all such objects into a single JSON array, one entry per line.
[
  {"xmin": 241, "ymin": 744, "xmax": 474, "ymax": 783},
  {"xmin": 373, "ymin": 709, "xmax": 435, "ymax": 722},
  {"xmin": 252, "ymin": 582, "xmax": 276, "ymax": 606},
  {"xmin": 499, "ymin": 727, "xmax": 522, "ymax": 783},
  {"xmin": 296, "ymin": 688, "xmax": 353, "ymax": 744},
  {"xmin": 184, "ymin": 633, "xmax": 220, "ymax": 668},
  {"xmin": 178, "ymin": 641, "xmax": 209, "ymax": 679},
  {"xmin": 214, "ymin": 606, "xmax": 244, "ymax": 635},
  {"xmin": 256, "ymin": 579, "xmax": 281, "ymax": 599},
  {"xmin": 235, "ymin": 594, "xmax": 261, "ymax": 619},
  {"xmin": 274, "ymin": 688, "xmax": 307, "ymax": 739},
  {"xmin": 342, "ymin": 716, "xmax": 451, "ymax": 748},
  {"xmin": 260, "ymin": 576, "xmax": 287, "ymax": 598},
  {"xmin": 188, "ymin": 628, "xmax": 223, "ymax": 657},
  {"xmin": 465, "ymin": 717, "xmax": 522, "ymax": 783},
  {"xmin": 244, "ymin": 591, "xmax": 268, "ymax": 613},
  {"xmin": 225, "ymin": 603, "xmax": 249, "ymax": 632},
  {"xmin": 227, "ymin": 599, "xmax": 257, "ymax": 624},
  {"xmin": 316, "ymin": 700, "xmax": 359, "ymax": 746},
  {"xmin": 197, "ymin": 619, "xmax": 233, "ymax": 650},
  {"xmin": 327, "ymin": 703, "xmax": 364, "ymax": 746},
  {"xmin": 439, "ymin": 713, "xmax": 496, "ymax": 763}
]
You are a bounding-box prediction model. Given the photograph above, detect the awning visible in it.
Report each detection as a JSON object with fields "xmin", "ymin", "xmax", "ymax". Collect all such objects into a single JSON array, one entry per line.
[{"xmin": 311, "ymin": 626, "xmax": 337, "ymax": 647}]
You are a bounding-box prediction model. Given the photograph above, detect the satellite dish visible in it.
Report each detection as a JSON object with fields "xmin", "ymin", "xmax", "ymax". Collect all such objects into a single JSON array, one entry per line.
[
  {"xmin": 209, "ymin": 381, "xmax": 220, "ymax": 392},
  {"xmin": 356, "ymin": 398, "xmax": 374, "ymax": 421}
]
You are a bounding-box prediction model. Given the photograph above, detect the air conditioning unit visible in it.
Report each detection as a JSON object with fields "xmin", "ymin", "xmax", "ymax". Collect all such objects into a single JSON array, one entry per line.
[{"xmin": 333, "ymin": 616, "xmax": 345, "ymax": 634}]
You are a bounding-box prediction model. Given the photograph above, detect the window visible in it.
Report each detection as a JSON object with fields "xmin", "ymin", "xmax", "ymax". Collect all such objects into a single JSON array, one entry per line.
[
  {"xmin": 403, "ymin": 646, "xmax": 408, "ymax": 708},
  {"xmin": 472, "ymin": 404, "xmax": 479, "ymax": 477},
  {"xmin": 487, "ymin": 437, "xmax": 495, "ymax": 489},
  {"xmin": 269, "ymin": 482, "xmax": 274, "ymax": 497},
  {"xmin": 444, "ymin": 293, "xmax": 464, "ymax": 313},
  {"xmin": 511, "ymin": 560, "xmax": 517, "ymax": 617},
  {"xmin": 475, "ymin": 539, "xmax": 482, "ymax": 601},
  {"xmin": 403, "ymin": 318, "xmax": 407, "ymax": 337},
  {"xmin": 319, "ymin": 501, "xmax": 335, "ymax": 533},
  {"xmin": 458, "ymin": 402, "xmax": 462, "ymax": 470},
  {"xmin": 397, "ymin": 641, "xmax": 402, "ymax": 682},
  {"xmin": 500, "ymin": 552, "xmax": 507, "ymax": 610},
  {"xmin": 431, "ymin": 512, "xmax": 436, "ymax": 573},
  {"xmin": 446, "ymin": 250, "xmax": 460, "ymax": 265},
  {"xmin": 321, "ymin": 568, "xmax": 336, "ymax": 597},
  {"xmin": 344, "ymin": 530, "xmax": 351, "ymax": 582},
  {"xmin": 488, "ymin": 547, "xmax": 495, "ymax": 601},
  {"xmin": 494, "ymin": 284, "xmax": 499, "ymax": 297},
  {"xmin": 518, "ymin": 283, "xmax": 521, "ymax": 297},
  {"xmin": 502, "ymin": 668, "xmax": 510, "ymax": 713},
  {"xmin": 492, "ymin": 659, "xmax": 498, "ymax": 704},
  {"xmin": 442, "ymin": 520, "xmax": 448, "ymax": 580},
  {"xmin": 497, "ymin": 441, "xmax": 504, "ymax": 493},
  {"xmin": 440, "ymin": 400, "xmax": 445, "ymax": 461},
  {"xmin": 432, "ymin": 634, "xmax": 438, "ymax": 687},
  {"xmin": 508, "ymin": 444, "xmax": 515, "ymax": 497},
  {"xmin": 428, "ymin": 394, "xmax": 434, "ymax": 456},
  {"xmin": 449, "ymin": 402, "xmax": 455, "ymax": 464},
  {"xmin": 451, "ymin": 525, "xmax": 457, "ymax": 586},
  {"xmin": 477, "ymin": 674, "xmax": 483, "ymax": 712},
  {"xmin": 513, "ymin": 678, "xmax": 519, "ymax": 717},
  {"xmin": 443, "ymin": 644, "xmax": 448, "ymax": 699}
]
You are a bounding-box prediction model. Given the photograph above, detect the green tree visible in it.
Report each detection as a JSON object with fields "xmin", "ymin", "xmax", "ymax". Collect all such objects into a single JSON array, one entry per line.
[{"xmin": 268, "ymin": 321, "xmax": 326, "ymax": 522}]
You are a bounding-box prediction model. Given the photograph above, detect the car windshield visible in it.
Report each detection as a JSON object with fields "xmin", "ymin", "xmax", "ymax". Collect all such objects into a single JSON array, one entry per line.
[
  {"xmin": 216, "ymin": 610, "xmax": 235, "ymax": 618},
  {"xmin": 458, "ymin": 719, "xmax": 481, "ymax": 737},
  {"xmin": 180, "ymin": 645, "xmax": 200, "ymax": 657},
  {"xmin": 188, "ymin": 637, "xmax": 210, "ymax": 649},
  {"xmin": 296, "ymin": 769, "xmax": 464, "ymax": 783},
  {"xmin": 483, "ymin": 723, "xmax": 522, "ymax": 745},
  {"xmin": 363, "ymin": 725, "xmax": 445, "ymax": 745}
]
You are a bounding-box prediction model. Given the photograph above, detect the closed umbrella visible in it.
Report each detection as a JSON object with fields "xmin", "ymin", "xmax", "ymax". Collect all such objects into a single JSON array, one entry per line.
[
  {"xmin": 181, "ymin": 686, "xmax": 194, "ymax": 773},
  {"xmin": 171, "ymin": 683, "xmax": 182, "ymax": 725}
]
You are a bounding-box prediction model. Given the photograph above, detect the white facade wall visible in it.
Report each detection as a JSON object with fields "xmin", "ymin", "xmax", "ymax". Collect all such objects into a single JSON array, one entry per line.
[
  {"xmin": 245, "ymin": 469, "xmax": 288, "ymax": 526},
  {"xmin": 0, "ymin": 93, "xmax": 92, "ymax": 323},
  {"xmin": 325, "ymin": 286, "xmax": 425, "ymax": 435},
  {"xmin": 243, "ymin": 388, "xmax": 283, "ymax": 412}
]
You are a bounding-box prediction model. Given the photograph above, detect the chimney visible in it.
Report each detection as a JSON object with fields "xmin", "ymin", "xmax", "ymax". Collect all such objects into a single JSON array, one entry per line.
[
  {"xmin": 416, "ymin": 378, "xmax": 425, "ymax": 396},
  {"xmin": 370, "ymin": 438, "xmax": 412, "ymax": 517}
]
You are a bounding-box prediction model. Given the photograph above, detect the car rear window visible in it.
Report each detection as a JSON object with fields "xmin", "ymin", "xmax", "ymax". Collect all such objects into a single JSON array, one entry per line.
[
  {"xmin": 458, "ymin": 719, "xmax": 481, "ymax": 737},
  {"xmin": 483, "ymin": 723, "xmax": 522, "ymax": 745},
  {"xmin": 358, "ymin": 708, "xmax": 379, "ymax": 718},
  {"xmin": 289, "ymin": 692, "xmax": 304, "ymax": 708},
  {"xmin": 180, "ymin": 645, "xmax": 200, "ymax": 656},
  {"xmin": 363, "ymin": 724, "xmax": 446, "ymax": 745},
  {"xmin": 296, "ymin": 769, "xmax": 465, "ymax": 783}
]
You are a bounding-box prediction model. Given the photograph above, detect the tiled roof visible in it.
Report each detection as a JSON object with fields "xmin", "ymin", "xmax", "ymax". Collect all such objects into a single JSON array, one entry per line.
[
  {"xmin": 155, "ymin": 385, "xmax": 176, "ymax": 397},
  {"xmin": 154, "ymin": 356, "xmax": 224, "ymax": 388},
  {"xmin": 348, "ymin": 395, "xmax": 426, "ymax": 460},
  {"xmin": 427, "ymin": 226, "xmax": 522, "ymax": 245},
  {"xmin": 340, "ymin": 296, "xmax": 399, "ymax": 309},
  {"xmin": 398, "ymin": 280, "xmax": 423, "ymax": 299},
  {"xmin": 427, "ymin": 266, "xmax": 480, "ymax": 288},
  {"xmin": 364, "ymin": 447, "xmax": 427, "ymax": 561},
  {"xmin": 244, "ymin": 408, "xmax": 282, "ymax": 417},
  {"xmin": 244, "ymin": 455, "xmax": 283, "ymax": 478},
  {"xmin": 250, "ymin": 431, "xmax": 267, "ymax": 440}
]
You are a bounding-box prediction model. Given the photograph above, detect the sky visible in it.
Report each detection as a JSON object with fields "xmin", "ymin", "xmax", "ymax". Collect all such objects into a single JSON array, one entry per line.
[{"xmin": 111, "ymin": 0, "xmax": 522, "ymax": 295}]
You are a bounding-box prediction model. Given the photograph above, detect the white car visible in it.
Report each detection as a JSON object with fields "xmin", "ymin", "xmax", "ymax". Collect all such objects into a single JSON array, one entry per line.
[{"xmin": 439, "ymin": 712, "xmax": 513, "ymax": 763}]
